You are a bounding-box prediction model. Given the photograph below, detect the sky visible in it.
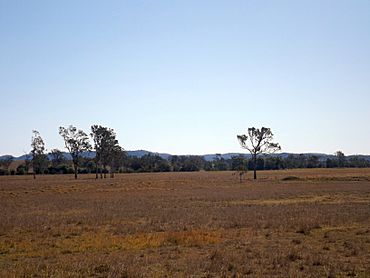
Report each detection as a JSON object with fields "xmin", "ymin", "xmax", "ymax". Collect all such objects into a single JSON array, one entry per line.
[{"xmin": 1, "ymin": 0, "xmax": 370, "ymax": 156}]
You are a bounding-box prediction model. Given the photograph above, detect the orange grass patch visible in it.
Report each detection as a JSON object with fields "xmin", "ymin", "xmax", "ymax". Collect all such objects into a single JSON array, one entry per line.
[{"xmin": 0, "ymin": 229, "xmax": 223, "ymax": 259}]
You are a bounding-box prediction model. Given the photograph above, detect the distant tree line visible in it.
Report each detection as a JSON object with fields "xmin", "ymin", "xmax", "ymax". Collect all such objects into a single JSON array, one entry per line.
[
  {"xmin": 1, "ymin": 151, "xmax": 369, "ymax": 176},
  {"xmin": 1, "ymin": 126, "xmax": 369, "ymax": 177}
]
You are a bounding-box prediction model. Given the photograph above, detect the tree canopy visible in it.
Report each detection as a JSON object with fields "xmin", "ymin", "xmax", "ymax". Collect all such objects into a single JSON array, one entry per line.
[
  {"xmin": 237, "ymin": 127, "xmax": 281, "ymax": 179},
  {"xmin": 59, "ymin": 125, "xmax": 91, "ymax": 179}
]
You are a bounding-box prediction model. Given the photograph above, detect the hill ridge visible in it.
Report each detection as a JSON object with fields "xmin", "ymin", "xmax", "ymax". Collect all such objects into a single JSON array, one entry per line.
[{"xmin": 1, "ymin": 151, "xmax": 370, "ymax": 162}]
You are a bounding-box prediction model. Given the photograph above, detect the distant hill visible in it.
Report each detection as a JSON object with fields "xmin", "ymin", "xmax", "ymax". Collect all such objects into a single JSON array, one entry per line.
[
  {"xmin": 0, "ymin": 150, "xmax": 172, "ymax": 161},
  {"xmin": 1, "ymin": 151, "xmax": 370, "ymax": 162},
  {"xmin": 126, "ymin": 150, "xmax": 171, "ymax": 160}
]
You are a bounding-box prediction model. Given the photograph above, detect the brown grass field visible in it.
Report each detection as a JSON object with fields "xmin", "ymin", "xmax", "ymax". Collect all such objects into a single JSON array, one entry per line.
[{"xmin": 0, "ymin": 168, "xmax": 370, "ymax": 277}]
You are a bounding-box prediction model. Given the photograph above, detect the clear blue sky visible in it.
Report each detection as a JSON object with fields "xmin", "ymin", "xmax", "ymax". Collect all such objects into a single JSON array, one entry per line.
[{"xmin": 1, "ymin": 0, "xmax": 370, "ymax": 156}]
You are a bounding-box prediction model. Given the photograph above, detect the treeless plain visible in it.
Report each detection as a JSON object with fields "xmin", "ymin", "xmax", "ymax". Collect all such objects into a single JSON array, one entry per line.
[{"xmin": 0, "ymin": 168, "xmax": 370, "ymax": 277}]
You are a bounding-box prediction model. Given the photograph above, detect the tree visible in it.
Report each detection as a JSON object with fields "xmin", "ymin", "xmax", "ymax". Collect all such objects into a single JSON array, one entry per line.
[
  {"xmin": 326, "ymin": 158, "xmax": 338, "ymax": 168},
  {"xmin": 109, "ymin": 146, "xmax": 124, "ymax": 178},
  {"xmin": 49, "ymin": 149, "xmax": 65, "ymax": 167},
  {"xmin": 348, "ymin": 156, "xmax": 370, "ymax": 168},
  {"xmin": 31, "ymin": 130, "xmax": 48, "ymax": 179},
  {"xmin": 264, "ymin": 156, "xmax": 285, "ymax": 170},
  {"xmin": 169, "ymin": 155, "xmax": 181, "ymax": 171},
  {"xmin": 213, "ymin": 154, "xmax": 229, "ymax": 171},
  {"xmin": 90, "ymin": 125, "xmax": 106, "ymax": 179},
  {"xmin": 335, "ymin": 151, "xmax": 346, "ymax": 168},
  {"xmin": 59, "ymin": 125, "xmax": 91, "ymax": 179},
  {"xmin": 91, "ymin": 125, "xmax": 122, "ymax": 179},
  {"xmin": 78, "ymin": 157, "xmax": 96, "ymax": 174},
  {"xmin": 237, "ymin": 127, "xmax": 281, "ymax": 180},
  {"xmin": 231, "ymin": 155, "xmax": 248, "ymax": 171},
  {"xmin": 101, "ymin": 135, "xmax": 120, "ymax": 178}
]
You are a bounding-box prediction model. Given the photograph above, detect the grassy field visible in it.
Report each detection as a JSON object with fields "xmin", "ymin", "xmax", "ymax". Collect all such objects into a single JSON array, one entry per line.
[{"xmin": 0, "ymin": 169, "xmax": 370, "ymax": 277}]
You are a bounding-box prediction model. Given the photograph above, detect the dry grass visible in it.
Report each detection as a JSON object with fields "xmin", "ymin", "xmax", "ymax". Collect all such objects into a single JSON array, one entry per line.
[{"xmin": 0, "ymin": 168, "xmax": 370, "ymax": 277}]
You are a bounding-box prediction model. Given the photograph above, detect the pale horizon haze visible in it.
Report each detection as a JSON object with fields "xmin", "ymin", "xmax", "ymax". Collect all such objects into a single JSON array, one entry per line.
[{"xmin": 1, "ymin": 1, "xmax": 370, "ymax": 156}]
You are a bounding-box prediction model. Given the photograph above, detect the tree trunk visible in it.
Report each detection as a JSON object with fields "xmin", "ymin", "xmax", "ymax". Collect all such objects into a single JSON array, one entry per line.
[
  {"xmin": 33, "ymin": 172, "xmax": 36, "ymax": 179},
  {"xmin": 74, "ymin": 164, "xmax": 78, "ymax": 179},
  {"xmin": 103, "ymin": 165, "xmax": 106, "ymax": 178},
  {"xmin": 253, "ymin": 154, "xmax": 257, "ymax": 180},
  {"xmin": 95, "ymin": 164, "xmax": 98, "ymax": 179}
]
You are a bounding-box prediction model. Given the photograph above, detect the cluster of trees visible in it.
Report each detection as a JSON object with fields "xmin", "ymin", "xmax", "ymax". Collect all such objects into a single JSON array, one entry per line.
[
  {"xmin": 11, "ymin": 125, "xmax": 124, "ymax": 179},
  {"xmin": 1, "ymin": 126, "xmax": 369, "ymax": 178},
  {"xmin": 2, "ymin": 150, "xmax": 369, "ymax": 177},
  {"xmin": 122, "ymin": 154, "xmax": 247, "ymax": 173},
  {"xmin": 102, "ymin": 154, "xmax": 248, "ymax": 173},
  {"xmin": 325, "ymin": 151, "xmax": 370, "ymax": 168},
  {"xmin": 205, "ymin": 152, "xmax": 370, "ymax": 172}
]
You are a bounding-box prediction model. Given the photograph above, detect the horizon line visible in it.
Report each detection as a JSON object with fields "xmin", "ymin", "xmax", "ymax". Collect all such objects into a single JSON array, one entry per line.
[{"xmin": 1, "ymin": 149, "xmax": 370, "ymax": 158}]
